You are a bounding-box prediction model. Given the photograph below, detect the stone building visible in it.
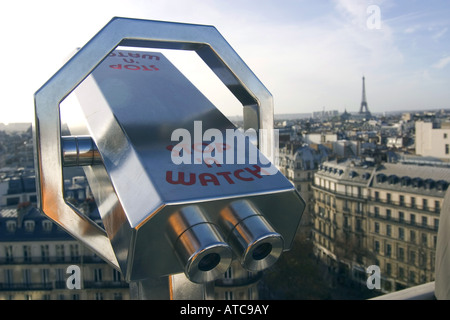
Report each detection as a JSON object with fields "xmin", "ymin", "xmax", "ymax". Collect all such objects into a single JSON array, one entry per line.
[
  {"xmin": 278, "ymin": 142, "xmax": 330, "ymax": 231},
  {"xmin": 416, "ymin": 121, "xmax": 450, "ymax": 162},
  {"xmin": 0, "ymin": 205, "xmax": 130, "ymax": 300},
  {"xmin": 312, "ymin": 160, "xmax": 450, "ymax": 292}
]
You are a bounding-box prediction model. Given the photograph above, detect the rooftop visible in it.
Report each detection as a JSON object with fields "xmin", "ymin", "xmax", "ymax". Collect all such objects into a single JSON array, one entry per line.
[{"xmin": 317, "ymin": 160, "xmax": 450, "ymax": 195}]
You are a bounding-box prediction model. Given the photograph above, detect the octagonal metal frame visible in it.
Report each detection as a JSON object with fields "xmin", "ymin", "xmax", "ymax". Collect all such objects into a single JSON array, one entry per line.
[{"xmin": 33, "ymin": 17, "xmax": 274, "ymax": 269}]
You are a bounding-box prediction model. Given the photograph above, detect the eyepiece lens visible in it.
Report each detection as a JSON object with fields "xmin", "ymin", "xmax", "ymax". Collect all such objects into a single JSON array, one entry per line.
[
  {"xmin": 252, "ymin": 243, "xmax": 272, "ymax": 261},
  {"xmin": 198, "ymin": 253, "xmax": 221, "ymax": 271}
]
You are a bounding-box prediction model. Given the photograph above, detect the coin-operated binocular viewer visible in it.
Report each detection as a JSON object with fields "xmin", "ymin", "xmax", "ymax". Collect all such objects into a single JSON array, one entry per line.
[{"xmin": 34, "ymin": 18, "xmax": 305, "ymax": 299}]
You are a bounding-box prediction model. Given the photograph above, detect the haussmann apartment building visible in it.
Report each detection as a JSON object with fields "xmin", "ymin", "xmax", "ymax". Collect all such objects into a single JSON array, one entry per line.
[{"xmin": 312, "ymin": 159, "xmax": 450, "ymax": 293}]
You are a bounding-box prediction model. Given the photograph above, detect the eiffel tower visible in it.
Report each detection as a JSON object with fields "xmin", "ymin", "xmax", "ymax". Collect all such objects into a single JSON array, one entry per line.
[{"xmin": 359, "ymin": 76, "xmax": 371, "ymax": 118}]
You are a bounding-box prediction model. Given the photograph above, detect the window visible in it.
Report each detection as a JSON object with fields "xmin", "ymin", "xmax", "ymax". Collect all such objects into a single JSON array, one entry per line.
[
  {"xmin": 398, "ymin": 247, "xmax": 405, "ymax": 261},
  {"xmin": 374, "ymin": 206, "xmax": 379, "ymax": 217},
  {"xmin": 411, "ymin": 197, "xmax": 416, "ymax": 208},
  {"xmin": 420, "ymin": 252, "xmax": 427, "ymax": 267},
  {"xmin": 356, "ymin": 219, "xmax": 362, "ymax": 231},
  {"xmin": 41, "ymin": 269, "xmax": 50, "ymax": 285},
  {"xmin": 446, "ymin": 144, "xmax": 449, "ymax": 155},
  {"xmin": 409, "ymin": 250, "xmax": 416, "ymax": 265},
  {"xmin": 399, "ymin": 227, "xmax": 405, "ymax": 240},
  {"xmin": 374, "ymin": 240, "xmax": 380, "ymax": 253},
  {"xmin": 24, "ymin": 220, "xmax": 35, "ymax": 232},
  {"xmin": 356, "ymin": 202, "xmax": 363, "ymax": 214},
  {"xmin": 410, "ymin": 214, "xmax": 416, "ymax": 225},
  {"xmin": 41, "ymin": 245, "xmax": 49, "ymax": 262},
  {"xmin": 399, "ymin": 267, "xmax": 405, "ymax": 279},
  {"xmin": 113, "ymin": 269, "xmax": 122, "ymax": 283},
  {"xmin": 386, "ymin": 209, "xmax": 391, "ymax": 220},
  {"xmin": 399, "ymin": 195, "xmax": 405, "ymax": 206},
  {"xmin": 422, "ymin": 216, "xmax": 427, "ymax": 227},
  {"xmin": 5, "ymin": 245, "xmax": 13, "ymax": 262},
  {"xmin": 94, "ymin": 268, "xmax": 103, "ymax": 282},
  {"xmin": 6, "ymin": 197, "xmax": 20, "ymax": 206},
  {"xmin": 42, "ymin": 220, "xmax": 53, "ymax": 232},
  {"xmin": 435, "ymin": 200, "xmax": 441, "ymax": 213},
  {"xmin": 56, "ymin": 245, "xmax": 65, "ymax": 262},
  {"xmin": 225, "ymin": 291, "xmax": 234, "ymax": 300},
  {"xmin": 421, "ymin": 233, "xmax": 428, "ymax": 246},
  {"xmin": 70, "ymin": 244, "xmax": 79, "ymax": 262},
  {"xmin": 409, "ymin": 271, "xmax": 416, "ymax": 284},
  {"xmin": 6, "ymin": 221, "xmax": 17, "ymax": 233},
  {"xmin": 410, "ymin": 230, "xmax": 416, "ymax": 243},
  {"xmin": 399, "ymin": 211, "xmax": 405, "ymax": 223},
  {"xmin": 386, "ymin": 244, "xmax": 392, "ymax": 257},
  {"xmin": 423, "ymin": 199, "xmax": 428, "ymax": 211},
  {"xmin": 23, "ymin": 269, "xmax": 31, "ymax": 285},
  {"xmin": 4, "ymin": 269, "xmax": 14, "ymax": 285},
  {"xmin": 386, "ymin": 225, "xmax": 392, "ymax": 237},
  {"xmin": 386, "ymin": 263, "xmax": 392, "ymax": 275},
  {"xmin": 343, "ymin": 200, "xmax": 349, "ymax": 211},
  {"xmin": 23, "ymin": 246, "xmax": 31, "ymax": 262},
  {"xmin": 374, "ymin": 222, "xmax": 380, "ymax": 234},
  {"xmin": 56, "ymin": 268, "xmax": 65, "ymax": 283}
]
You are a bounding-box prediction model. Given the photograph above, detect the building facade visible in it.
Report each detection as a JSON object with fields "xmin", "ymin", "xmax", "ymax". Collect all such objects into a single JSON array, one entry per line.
[
  {"xmin": 0, "ymin": 205, "xmax": 130, "ymax": 300},
  {"xmin": 278, "ymin": 142, "xmax": 330, "ymax": 230},
  {"xmin": 415, "ymin": 121, "xmax": 450, "ymax": 161},
  {"xmin": 213, "ymin": 261, "xmax": 261, "ymax": 300},
  {"xmin": 312, "ymin": 160, "xmax": 450, "ymax": 292}
]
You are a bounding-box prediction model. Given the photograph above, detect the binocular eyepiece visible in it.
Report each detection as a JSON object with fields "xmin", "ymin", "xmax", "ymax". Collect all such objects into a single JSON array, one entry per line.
[
  {"xmin": 167, "ymin": 200, "xmax": 284, "ymax": 283},
  {"xmin": 220, "ymin": 200, "xmax": 284, "ymax": 272},
  {"xmin": 167, "ymin": 206, "xmax": 233, "ymax": 283}
]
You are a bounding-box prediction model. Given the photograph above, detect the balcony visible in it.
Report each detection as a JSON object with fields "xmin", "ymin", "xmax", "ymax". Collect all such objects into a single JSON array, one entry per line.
[
  {"xmin": 368, "ymin": 197, "xmax": 440, "ymax": 214},
  {"xmin": 0, "ymin": 281, "xmax": 129, "ymax": 291},
  {"xmin": 368, "ymin": 211, "xmax": 439, "ymax": 232},
  {"xmin": 83, "ymin": 281, "xmax": 130, "ymax": 289},
  {"xmin": 0, "ymin": 255, "xmax": 108, "ymax": 265},
  {"xmin": 0, "ymin": 283, "xmax": 53, "ymax": 291}
]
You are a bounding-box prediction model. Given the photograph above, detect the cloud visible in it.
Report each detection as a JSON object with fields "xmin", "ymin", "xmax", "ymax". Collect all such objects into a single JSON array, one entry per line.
[
  {"xmin": 404, "ymin": 25, "xmax": 420, "ymax": 34},
  {"xmin": 433, "ymin": 56, "xmax": 450, "ymax": 69},
  {"xmin": 432, "ymin": 27, "xmax": 448, "ymax": 40}
]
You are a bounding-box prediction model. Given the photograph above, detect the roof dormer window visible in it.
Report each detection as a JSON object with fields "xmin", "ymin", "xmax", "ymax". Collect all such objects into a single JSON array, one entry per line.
[
  {"xmin": 6, "ymin": 220, "xmax": 17, "ymax": 233},
  {"xmin": 24, "ymin": 220, "xmax": 35, "ymax": 232}
]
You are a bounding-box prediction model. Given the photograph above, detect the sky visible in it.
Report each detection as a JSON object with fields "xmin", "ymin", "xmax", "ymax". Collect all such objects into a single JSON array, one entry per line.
[{"xmin": 0, "ymin": 0, "xmax": 449, "ymax": 124}]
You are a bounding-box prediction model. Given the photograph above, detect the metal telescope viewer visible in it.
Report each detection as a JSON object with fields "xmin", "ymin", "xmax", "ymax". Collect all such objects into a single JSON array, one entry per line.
[{"xmin": 33, "ymin": 17, "xmax": 305, "ymax": 299}]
